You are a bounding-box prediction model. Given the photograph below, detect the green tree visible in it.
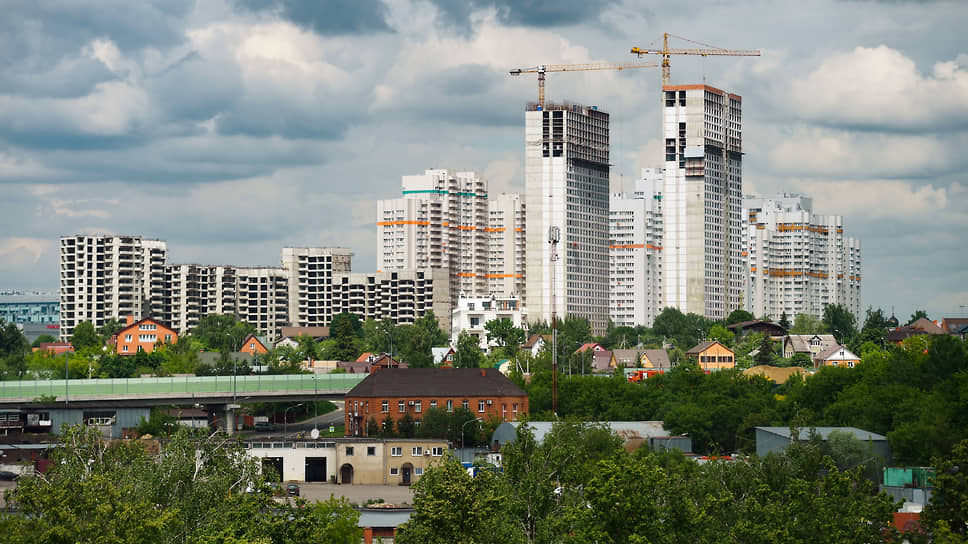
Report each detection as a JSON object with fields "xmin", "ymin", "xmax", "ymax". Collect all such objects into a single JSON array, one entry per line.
[
  {"xmin": 399, "ymin": 311, "xmax": 448, "ymax": 367},
  {"xmin": 70, "ymin": 320, "xmax": 102, "ymax": 351},
  {"xmin": 97, "ymin": 317, "xmax": 125, "ymax": 342},
  {"xmin": 380, "ymin": 413, "xmax": 396, "ymax": 437},
  {"xmin": 191, "ymin": 314, "xmax": 255, "ymax": 352},
  {"xmin": 823, "ymin": 303, "xmax": 858, "ymax": 344},
  {"xmin": 907, "ymin": 309, "xmax": 929, "ymax": 325},
  {"xmin": 922, "ymin": 439, "xmax": 968, "ymax": 540},
  {"xmin": 455, "ymin": 330, "xmax": 484, "ymax": 368},
  {"xmin": 779, "ymin": 311, "xmax": 791, "ymax": 330},
  {"xmin": 397, "ymin": 452, "xmax": 522, "ymax": 544},
  {"xmin": 484, "ymin": 318, "xmax": 526, "ymax": 357},
  {"xmin": 755, "ymin": 333, "xmax": 775, "ymax": 366},
  {"xmin": 726, "ymin": 308, "xmax": 755, "ymax": 326},
  {"xmin": 327, "ymin": 312, "xmax": 363, "ymax": 361},
  {"xmin": 398, "ymin": 412, "xmax": 416, "ymax": 438},
  {"xmin": 0, "ymin": 320, "xmax": 29, "ymax": 378},
  {"xmin": 707, "ymin": 324, "xmax": 734, "ymax": 346},
  {"xmin": 789, "ymin": 313, "xmax": 828, "ymax": 335},
  {"xmin": 30, "ymin": 333, "xmax": 58, "ymax": 348}
]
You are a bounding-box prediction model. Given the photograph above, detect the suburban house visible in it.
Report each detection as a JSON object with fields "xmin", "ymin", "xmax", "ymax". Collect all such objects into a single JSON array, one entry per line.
[
  {"xmin": 274, "ymin": 326, "xmax": 330, "ymax": 350},
  {"xmin": 610, "ymin": 349, "xmax": 672, "ymax": 370},
  {"xmin": 32, "ymin": 342, "xmax": 74, "ymax": 355},
  {"xmin": 726, "ymin": 320, "xmax": 787, "ymax": 338},
  {"xmin": 337, "ymin": 354, "xmax": 407, "ymax": 374},
  {"xmin": 239, "ymin": 334, "xmax": 269, "ymax": 356},
  {"xmin": 519, "ymin": 333, "xmax": 551, "ymax": 356},
  {"xmin": 940, "ymin": 317, "xmax": 968, "ymax": 336},
  {"xmin": 590, "ymin": 350, "xmax": 616, "ymax": 373},
  {"xmin": 782, "ymin": 334, "xmax": 837, "ymax": 360},
  {"xmin": 886, "ymin": 318, "xmax": 945, "ymax": 344},
  {"xmin": 431, "ymin": 347, "xmax": 455, "ymax": 366},
  {"xmin": 817, "ymin": 344, "xmax": 861, "ymax": 368},
  {"xmin": 685, "ymin": 341, "xmax": 735, "ymax": 370},
  {"xmin": 115, "ymin": 316, "xmax": 177, "ymax": 355},
  {"xmin": 343, "ymin": 368, "xmax": 529, "ymax": 438}
]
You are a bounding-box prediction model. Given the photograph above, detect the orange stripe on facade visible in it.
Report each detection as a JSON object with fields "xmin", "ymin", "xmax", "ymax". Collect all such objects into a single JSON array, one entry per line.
[
  {"xmin": 377, "ymin": 220, "xmax": 430, "ymax": 226},
  {"xmin": 457, "ymin": 273, "xmax": 477, "ymax": 277},
  {"xmin": 483, "ymin": 227, "xmax": 506, "ymax": 232}
]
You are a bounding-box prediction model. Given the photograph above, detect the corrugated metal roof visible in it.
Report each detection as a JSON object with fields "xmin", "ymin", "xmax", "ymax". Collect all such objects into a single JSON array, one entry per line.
[{"xmin": 755, "ymin": 426, "xmax": 887, "ymax": 441}]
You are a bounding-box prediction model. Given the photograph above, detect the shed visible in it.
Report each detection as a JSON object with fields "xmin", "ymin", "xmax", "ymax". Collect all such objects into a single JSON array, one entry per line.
[
  {"xmin": 754, "ymin": 426, "xmax": 891, "ymax": 464},
  {"xmin": 491, "ymin": 421, "xmax": 691, "ymax": 454}
]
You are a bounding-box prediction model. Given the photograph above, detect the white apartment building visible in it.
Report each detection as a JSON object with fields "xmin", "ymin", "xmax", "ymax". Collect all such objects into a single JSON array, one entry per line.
[
  {"xmin": 377, "ymin": 169, "xmax": 489, "ymax": 300},
  {"xmin": 450, "ymin": 294, "xmax": 527, "ymax": 351},
  {"xmin": 609, "ymin": 168, "xmax": 664, "ymax": 327},
  {"xmin": 486, "ymin": 193, "xmax": 526, "ymax": 299},
  {"xmin": 281, "ymin": 247, "xmax": 352, "ymax": 328},
  {"xmin": 525, "ymin": 103, "xmax": 611, "ymax": 334},
  {"xmin": 235, "ymin": 267, "xmax": 288, "ymax": 342},
  {"xmin": 163, "ymin": 264, "xmax": 237, "ymax": 335},
  {"xmin": 59, "ymin": 235, "xmax": 167, "ymax": 340},
  {"xmin": 332, "ymin": 269, "xmax": 452, "ymax": 333},
  {"xmin": 661, "ymin": 85, "xmax": 744, "ymax": 320},
  {"xmin": 743, "ymin": 194, "xmax": 862, "ymax": 320}
]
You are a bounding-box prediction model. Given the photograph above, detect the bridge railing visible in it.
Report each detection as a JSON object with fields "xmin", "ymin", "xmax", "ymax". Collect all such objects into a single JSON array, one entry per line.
[{"xmin": 0, "ymin": 373, "xmax": 366, "ymax": 400}]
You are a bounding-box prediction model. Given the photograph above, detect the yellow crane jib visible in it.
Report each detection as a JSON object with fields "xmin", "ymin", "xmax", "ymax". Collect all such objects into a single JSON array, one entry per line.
[
  {"xmin": 509, "ymin": 61, "xmax": 659, "ymax": 109},
  {"xmin": 629, "ymin": 33, "xmax": 760, "ymax": 85}
]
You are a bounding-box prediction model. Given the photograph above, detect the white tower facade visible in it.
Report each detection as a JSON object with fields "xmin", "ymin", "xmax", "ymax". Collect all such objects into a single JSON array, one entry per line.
[
  {"xmin": 743, "ymin": 194, "xmax": 862, "ymax": 320},
  {"xmin": 487, "ymin": 193, "xmax": 526, "ymax": 299},
  {"xmin": 377, "ymin": 169, "xmax": 489, "ymax": 300},
  {"xmin": 662, "ymin": 85, "xmax": 744, "ymax": 320},
  {"xmin": 525, "ymin": 103, "xmax": 610, "ymax": 333},
  {"xmin": 609, "ymin": 168, "xmax": 664, "ymax": 327},
  {"xmin": 59, "ymin": 235, "xmax": 167, "ymax": 340},
  {"xmin": 281, "ymin": 247, "xmax": 352, "ymax": 327}
]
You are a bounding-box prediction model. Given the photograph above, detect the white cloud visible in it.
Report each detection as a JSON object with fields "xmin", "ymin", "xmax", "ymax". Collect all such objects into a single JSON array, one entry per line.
[
  {"xmin": 0, "ymin": 237, "xmax": 51, "ymax": 266},
  {"xmin": 793, "ymin": 178, "xmax": 954, "ymax": 221},
  {"xmin": 787, "ymin": 45, "xmax": 968, "ymax": 131}
]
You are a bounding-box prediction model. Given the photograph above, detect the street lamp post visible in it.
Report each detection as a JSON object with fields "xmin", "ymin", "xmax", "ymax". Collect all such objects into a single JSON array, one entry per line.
[
  {"xmin": 665, "ymin": 433, "xmax": 687, "ymax": 472},
  {"xmin": 65, "ymin": 350, "xmax": 69, "ymax": 406},
  {"xmin": 460, "ymin": 417, "xmax": 481, "ymax": 451},
  {"xmin": 284, "ymin": 403, "xmax": 304, "ymax": 439}
]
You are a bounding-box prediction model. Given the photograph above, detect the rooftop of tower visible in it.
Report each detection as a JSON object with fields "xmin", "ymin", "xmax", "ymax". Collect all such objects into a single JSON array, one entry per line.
[{"xmin": 526, "ymin": 102, "xmax": 609, "ymax": 116}]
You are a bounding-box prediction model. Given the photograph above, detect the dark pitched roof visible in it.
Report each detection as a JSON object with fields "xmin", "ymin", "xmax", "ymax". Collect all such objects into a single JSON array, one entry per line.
[
  {"xmin": 685, "ymin": 340, "xmax": 732, "ymax": 355},
  {"xmin": 346, "ymin": 368, "xmax": 527, "ymax": 398},
  {"xmin": 726, "ymin": 320, "xmax": 786, "ymax": 335}
]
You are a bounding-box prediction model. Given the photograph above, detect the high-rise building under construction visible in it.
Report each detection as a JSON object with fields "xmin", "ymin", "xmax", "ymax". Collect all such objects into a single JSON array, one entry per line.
[
  {"xmin": 525, "ymin": 103, "xmax": 610, "ymax": 333},
  {"xmin": 661, "ymin": 85, "xmax": 744, "ymax": 320}
]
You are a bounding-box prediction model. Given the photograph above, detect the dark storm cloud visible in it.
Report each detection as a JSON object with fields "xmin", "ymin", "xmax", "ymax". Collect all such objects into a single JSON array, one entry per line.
[
  {"xmin": 428, "ymin": 0, "xmax": 622, "ymax": 29},
  {"xmin": 149, "ymin": 52, "xmax": 245, "ymax": 123},
  {"xmin": 236, "ymin": 0, "xmax": 393, "ymax": 35}
]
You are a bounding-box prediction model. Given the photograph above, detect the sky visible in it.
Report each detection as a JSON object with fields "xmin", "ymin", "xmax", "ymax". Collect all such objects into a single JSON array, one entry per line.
[{"xmin": 1, "ymin": 0, "xmax": 966, "ymax": 323}]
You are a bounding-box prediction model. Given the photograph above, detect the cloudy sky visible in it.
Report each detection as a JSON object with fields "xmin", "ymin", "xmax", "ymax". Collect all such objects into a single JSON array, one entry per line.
[{"xmin": 1, "ymin": 0, "xmax": 965, "ymax": 322}]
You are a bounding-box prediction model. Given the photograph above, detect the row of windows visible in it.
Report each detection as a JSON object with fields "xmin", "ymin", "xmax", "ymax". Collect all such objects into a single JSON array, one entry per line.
[
  {"xmin": 381, "ymin": 399, "xmax": 517, "ymax": 414},
  {"xmin": 344, "ymin": 445, "xmax": 444, "ymax": 457}
]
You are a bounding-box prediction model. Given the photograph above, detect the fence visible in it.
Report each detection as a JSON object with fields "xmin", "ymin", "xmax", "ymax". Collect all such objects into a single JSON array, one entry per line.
[{"xmin": 0, "ymin": 373, "xmax": 366, "ymax": 401}]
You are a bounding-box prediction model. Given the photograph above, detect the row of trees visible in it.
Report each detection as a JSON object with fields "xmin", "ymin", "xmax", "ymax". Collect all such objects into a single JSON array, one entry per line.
[
  {"xmin": 516, "ymin": 333, "xmax": 968, "ymax": 465},
  {"xmin": 0, "ymin": 425, "xmax": 361, "ymax": 544},
  {"xmin": 400, "ymin": 420, "xmax": 968, "ymax": 543}
]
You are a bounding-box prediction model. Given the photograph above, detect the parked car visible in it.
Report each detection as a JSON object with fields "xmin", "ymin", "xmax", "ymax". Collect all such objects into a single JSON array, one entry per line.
[
  {"xmin": 0, "ymin": 470, "xmax": 18, "ymax": 481},
  {"xmin": 254, "ymin": 422, "xmax": 276, "ymax": 432},
  {"xmin": 286, "ymin": 483, "xmax": 300, "ymax": 497}
]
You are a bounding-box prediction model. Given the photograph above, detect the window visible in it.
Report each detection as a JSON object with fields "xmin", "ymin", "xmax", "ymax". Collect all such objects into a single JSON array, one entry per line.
[
  {"xmin": 345, "ymin": 447, "xmax": 354, "ymax": 455},
  {"xmin": 412, "ymin": 446, "xmax": 423, "ymax": 456},
  {"xmin": 415, "ymin": 401, "xmax": 422, "ymax": 413},
  {"xmin": 502, "ymin": 404, "xmax": 507, "ymax": 419},
  {"xmin": 398, "ymin": 401, "xmax": 405, "ymax": 413},
  {"xmin": 446, "ymin": 400, "xmax": 453, "ymax": 412},
  {"xmin": 513, "ymin": 403, "xmax": 518, "ymax": 417},
  {"xmin": 478, "ymin": 400, "xmax": 485, "ymax": 413},
  {"xmin": 367, "ymin": 446, "xmax": 376, "ymax": 456},
  {"xmin": 391, "ymin": 447, "xmax": 402, "ymax": 456},
  {"xmin": 382, "ymin": 401, "xmax": 389, "ymax": 413},
  {"xmin": 430, "ymin": 400, "xmax": 437, "ymax": 410},
  {"xmin": 122, "ymin": 345, "xmax": 128, "ymax": 352},
  {"xmin": 415, "ymin": 467, "xmax": 423, "ymax": 476},
  {"xmin": 432, "ymin": 447, "xmax": 443, "ymax": 456},
  {"xmin": 390, "ymin": 467, "xmax": 399, "ymax": 476},
  {"xmin": 462, "ymin": 400, "xmax": 469, "ymax": 411},
  {"xmin": 125, "ymin": 334, "xmax": 131, "ymax": 342}
]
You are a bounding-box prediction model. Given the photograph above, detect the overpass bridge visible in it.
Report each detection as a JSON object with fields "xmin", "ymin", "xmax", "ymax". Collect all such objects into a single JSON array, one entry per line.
[{"xmin": 0, "ymin": 374, "xmax": 367, "ymax": 407}]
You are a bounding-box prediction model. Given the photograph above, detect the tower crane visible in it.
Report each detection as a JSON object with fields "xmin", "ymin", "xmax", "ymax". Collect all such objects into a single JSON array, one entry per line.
[
  {"xmin": 630, "ymin": 33, "xmax": 760, "ymax": 85},
  {"xmin": 509, "ymin": 61, "xmax": 659, "ymax": 110}
]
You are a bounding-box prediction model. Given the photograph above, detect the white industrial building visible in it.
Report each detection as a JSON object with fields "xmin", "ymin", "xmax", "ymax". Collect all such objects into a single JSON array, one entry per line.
[
  {"xmin": 661, "ymin": 85, "xmax": 744, "ymax": 320},
  {"xmin": 743, "ymin": 194, "xmax": 862, "ymax": 320},
  {"xmin": 59, "ymin": 235, "xmax": 167, "ymax": 340},
  {"xmin": 376, "ymin": 169, "xmax": 490, "ymax": 301},
  {"xmin": 525, "ymin": 103, "xmax": 611, "ymax": 334},
  {"xmin": 235, "ymin": 267, "xmax": 289, "ymax": 342},
  {"xmin": 609, "ymin": 168, "xmax": 665, "ymax": 327}
]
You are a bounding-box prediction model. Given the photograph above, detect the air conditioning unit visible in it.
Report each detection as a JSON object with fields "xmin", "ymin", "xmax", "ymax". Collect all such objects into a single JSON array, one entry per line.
[
  {"xmin": 486, "ymin": 400, "xmax": 493, "ymax": 405},
  {"xmin": 424, "ymin": 450, "xmax": 431, "ymax": 456},
  {"xmin": 408, "ymin": 401, "xmax": 415, "ymax": 406}
]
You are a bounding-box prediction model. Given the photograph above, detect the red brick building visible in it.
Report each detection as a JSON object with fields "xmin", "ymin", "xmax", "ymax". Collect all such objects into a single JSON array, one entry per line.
[{"xmin": 344, "ymin": 368, "xmax": 529, "ymax": 437}]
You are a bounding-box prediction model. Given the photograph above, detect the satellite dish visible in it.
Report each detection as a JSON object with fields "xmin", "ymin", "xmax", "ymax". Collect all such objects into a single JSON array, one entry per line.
[{"xmin": 310, "ymin": 428, "xmax": 319, "ymax": 440}]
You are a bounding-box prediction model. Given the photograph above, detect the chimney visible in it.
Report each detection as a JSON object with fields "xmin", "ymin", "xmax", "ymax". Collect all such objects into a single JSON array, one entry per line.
[
  {"xmin": 480, "ymin": 369, "xmax": 486, "ymax": 377},
  {"xmin": 126, "ymin": 315, "xmax": 134, "ymax": 326}
]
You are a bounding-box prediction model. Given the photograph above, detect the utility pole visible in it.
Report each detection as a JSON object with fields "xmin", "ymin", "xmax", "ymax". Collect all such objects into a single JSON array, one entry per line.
[{"xmin": 549, "ymin": 226, "xmax": 560, "ymax": 415}]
